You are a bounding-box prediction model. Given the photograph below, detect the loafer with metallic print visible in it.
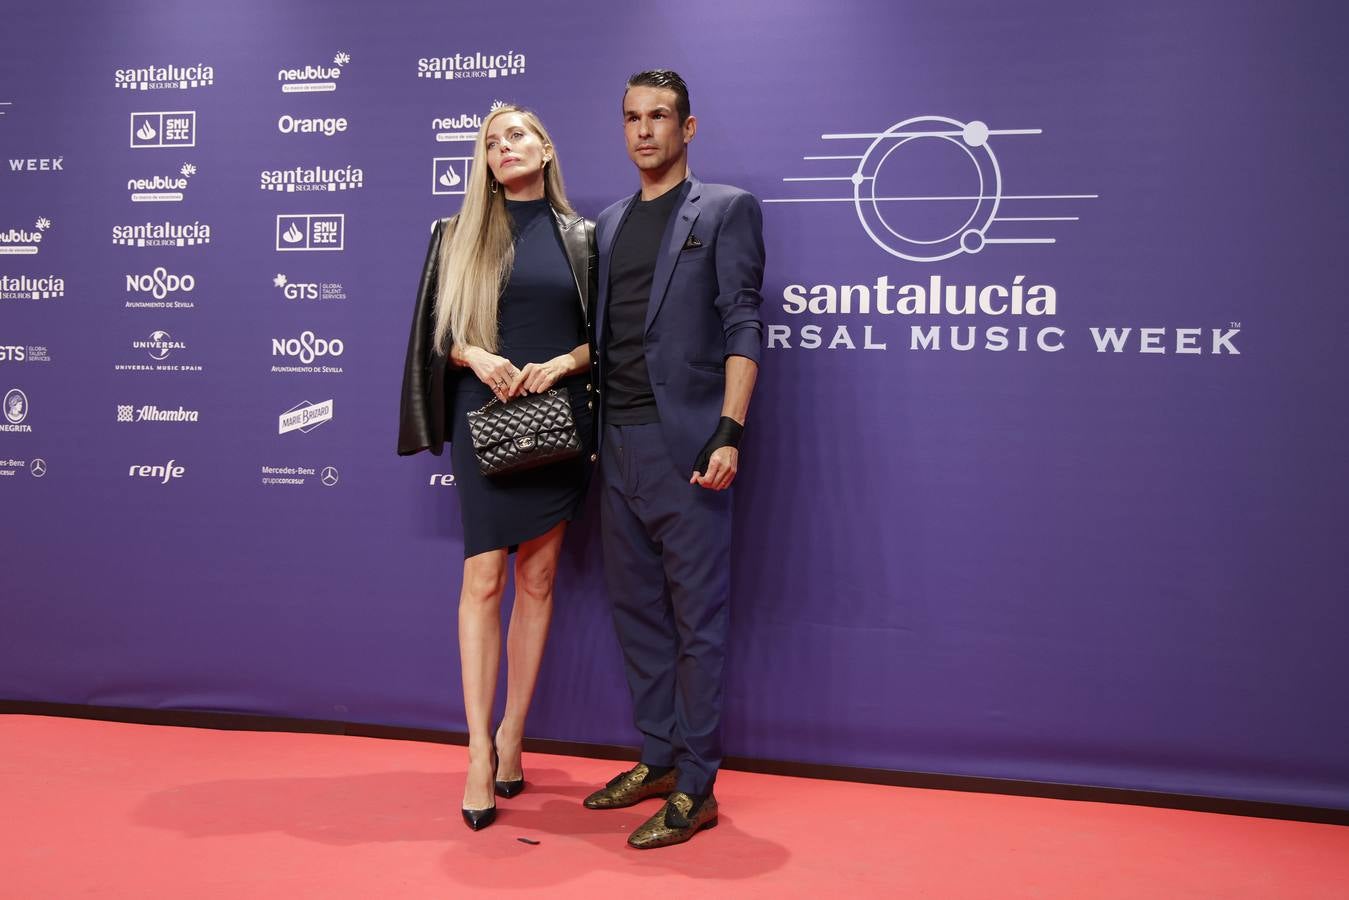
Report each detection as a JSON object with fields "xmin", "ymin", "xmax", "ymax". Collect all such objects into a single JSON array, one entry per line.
[
  {"xmin": 627, "ymin": 791, "xmax": 718, "ymax": 849},
  {"xmin": 582, "ymin": 763, "xmax": 678, "ymax": 810}
]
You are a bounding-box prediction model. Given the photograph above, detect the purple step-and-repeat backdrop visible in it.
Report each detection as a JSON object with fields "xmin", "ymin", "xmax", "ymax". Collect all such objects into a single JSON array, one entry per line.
[{"xmin": 3, "ymin": 1, "xmax": 1346, "ymax": 809}]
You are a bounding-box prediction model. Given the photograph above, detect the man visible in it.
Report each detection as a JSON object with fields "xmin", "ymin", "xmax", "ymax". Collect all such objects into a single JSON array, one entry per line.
[{"xmin": 583, "ymin": 69, "xmax": 764, "ymax": 849}]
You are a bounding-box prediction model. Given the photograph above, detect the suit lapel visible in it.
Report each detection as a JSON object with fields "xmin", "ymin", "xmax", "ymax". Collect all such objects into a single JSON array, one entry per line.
[
  {"xmin": 645, "ymin": 179, "xmax": 701, "ymax": 334},
  {"xmin": 596, "ymin": 196, "xmax": 636, "ymax": 344}
]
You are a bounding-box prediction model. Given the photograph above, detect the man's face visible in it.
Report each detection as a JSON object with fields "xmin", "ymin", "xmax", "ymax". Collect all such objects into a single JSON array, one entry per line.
[{"xmin": 622, "ymin": 85, "xmax": 695, "ymax": 173}]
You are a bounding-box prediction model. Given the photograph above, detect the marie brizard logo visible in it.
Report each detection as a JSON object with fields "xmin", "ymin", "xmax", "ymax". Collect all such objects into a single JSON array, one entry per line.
[{"xmin": 769, "ymin": 115, "xmax": 1096, "ymax": 262}]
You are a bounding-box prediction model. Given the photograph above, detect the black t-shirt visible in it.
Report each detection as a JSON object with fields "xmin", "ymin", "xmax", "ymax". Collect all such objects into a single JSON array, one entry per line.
[{"xmin": 603, "ymin": 181, "xmax": 688, "ymax": 425}]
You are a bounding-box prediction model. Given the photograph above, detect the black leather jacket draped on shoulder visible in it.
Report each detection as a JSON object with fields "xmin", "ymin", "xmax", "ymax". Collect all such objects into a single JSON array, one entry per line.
[{"xmin": 397, "ymin": 211, "xmax": 598, "ymax": 456}]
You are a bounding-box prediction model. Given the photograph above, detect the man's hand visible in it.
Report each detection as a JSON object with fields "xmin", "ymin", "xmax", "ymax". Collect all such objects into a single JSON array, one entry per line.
[{"xmin": 691, "ymin": 445, "xmax": 739, "ymax": 491}]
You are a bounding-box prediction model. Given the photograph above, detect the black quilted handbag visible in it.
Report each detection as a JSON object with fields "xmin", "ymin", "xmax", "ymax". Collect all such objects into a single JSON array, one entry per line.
[{"xmin": 466, "ymin": 389, "xmax": 581, "ymax": 477}]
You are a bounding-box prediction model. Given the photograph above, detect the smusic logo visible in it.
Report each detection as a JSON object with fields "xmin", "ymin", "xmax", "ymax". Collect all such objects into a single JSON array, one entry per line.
[
  {"xmin": 128, "ymin": 163, "xmax": 196, "ymax": 202},
  {"xmin": 130, "ymin": 111, "xmax": 196, "ymax": 149},
  {"xmin": 278, "ymin": 51, "xmax": 350, "ymax": 93},
  {"xmin": 260, "ymin": 164, "xmax": 364, "ymax": 192},
  {"xmin": 278, "ymin": 398, "xmax": 333, "ymax": 434},
  {"xmin": 0, "ymin": 218, "xmax": 51, "ymax": 255},
  {"xmin": 114, "ymin": 63, "xmax": 214, "ymax": 91},
  {"xmin": 418, "ymin": 50, "xmax": 526, "ymax": 80},
  {"xmin": 276, "ymin": 214, "xmax": 344, "ymax": 252},
  {"xmin": 113, "ymin": 220, "xmax": 211, "ymax": 247}
]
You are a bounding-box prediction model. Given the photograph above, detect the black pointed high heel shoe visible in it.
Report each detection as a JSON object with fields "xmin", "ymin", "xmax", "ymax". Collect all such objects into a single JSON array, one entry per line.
[
  {"xmin": 461, "ymin": 746, "xmax": 497, "ymax": 830},
  {"xmin": 494, "ymin": 734, "xmax": 526, "ymax": 799}
]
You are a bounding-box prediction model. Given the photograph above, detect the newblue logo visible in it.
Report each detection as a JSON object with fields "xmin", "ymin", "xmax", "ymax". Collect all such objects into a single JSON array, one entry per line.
[
  {"xmin": 276, "ymin": 215, "xmax": 344, "ymax": 252},
  {"xmin": 128, "ymin": 162, "xmax": 196, "ymax": 202},
  {"xmin": 278, "ymin": 52, "xmax": 350, "ymax": 93},
  {"xmin": 130, "ymin": 111, "xmax": 196, "ymax": 149},
  {"xmin": 0, "ymin": 218, "xmax": 51, "ymax": 256},
  {"xmin": 115, "ymin": 63, "xmax": 214, "ymax": 91},
  {"xmin": 433, "ymin": 101, "xmax": 505, "ymax": 142},
  {"xmin": 418, "ymin": 50, "xmax": 525, "ymax": 80}
]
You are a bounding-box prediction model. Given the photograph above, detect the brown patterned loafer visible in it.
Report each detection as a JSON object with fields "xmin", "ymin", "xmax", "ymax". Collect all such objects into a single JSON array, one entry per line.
[
  {"xmin": 626, "ymin": 791, "xmax": 718, "ymax": 849},
  {"xmin": 582, "ymin": 763, "xmax": 678, "ymax": 810}
]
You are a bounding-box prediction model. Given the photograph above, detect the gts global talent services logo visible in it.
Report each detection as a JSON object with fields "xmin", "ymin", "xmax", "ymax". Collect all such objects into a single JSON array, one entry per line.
[
  {"xmin": 260, "ymin": 164, "xmax": 364, "ymax": 193},
  {"xmin": 130, "ymin": 111, "xmax": 196, "ymax": 149},
  {"xmin": 0, "ymin": 345, "xmax": 52, "ymax": 364},
  {"xmin": 434, "ymin": 100, "xmax": 505, "ymax": 142},
  {"xmin": 417, "ymin": 49, "xmax": 525, "ymax": 81},
  {"xmin": 115, "ymin": 62, "xmax": 214, "ymax": 91},
  {"xmin": 278, "ymin": 51, "xmax": 351, "ymax": 93},
  {"xmin": 128, "ymin": 163, "xmax": 196, "ymax": 202},
  {"xmin": 273, "ymin": 273, "xmax": 346, "ymax": 302},
  {"xmin": 0, "ymin": 218, "xmax": 51, "ymax": 256}
]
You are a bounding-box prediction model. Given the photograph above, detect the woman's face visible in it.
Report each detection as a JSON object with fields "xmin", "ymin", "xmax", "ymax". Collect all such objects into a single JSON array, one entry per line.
[{"xmin": 484, "ymin": 112, "xmax": 550, "ymax": 192}]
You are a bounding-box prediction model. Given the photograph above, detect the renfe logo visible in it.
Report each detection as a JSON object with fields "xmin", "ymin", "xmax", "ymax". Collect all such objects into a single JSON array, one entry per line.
[
  {"xmin": 276, "ymin": 214, "xmax": 344, "ymax": 251},
  {"xmin": 129, "ymin": 459, "xmax": 185, "ymax": 483},
  {"xmin": 130, "ymin": 111, "xmax": 196, "ymax": 149}
]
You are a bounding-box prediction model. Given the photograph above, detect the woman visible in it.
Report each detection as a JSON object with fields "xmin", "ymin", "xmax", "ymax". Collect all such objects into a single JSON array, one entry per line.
[{"xmin": 397, "ymin": 105, "xmax": 596, "ymax": 830}]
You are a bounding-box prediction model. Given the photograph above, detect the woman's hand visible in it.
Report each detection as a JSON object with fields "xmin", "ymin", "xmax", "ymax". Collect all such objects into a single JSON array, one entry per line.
[
  {"xmin": 464, "ymin": 347, "xmax": 519, "ymax": 403},
  {"xmin": 508, "ymin": 356, "xmax": 570, "ymax": 397}
]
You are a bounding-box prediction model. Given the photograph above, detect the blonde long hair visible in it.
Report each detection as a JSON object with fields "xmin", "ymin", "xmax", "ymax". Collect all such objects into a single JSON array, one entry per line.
[{"xmin": 433, "ymin": 105, "xmax": 574, "ymax": 354}]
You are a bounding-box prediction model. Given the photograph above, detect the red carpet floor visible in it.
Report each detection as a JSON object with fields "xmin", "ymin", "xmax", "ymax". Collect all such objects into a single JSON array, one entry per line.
[{"xmin": 1, "ymin": 715, "xmax": 1346, "ymax": 898}]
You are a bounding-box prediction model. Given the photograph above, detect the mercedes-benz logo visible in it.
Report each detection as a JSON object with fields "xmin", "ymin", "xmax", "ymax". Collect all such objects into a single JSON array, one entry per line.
[
  {"xmin": 29, "ymin": 458, "xmax": 47, "ymax": 478},
  {"xmin": 320, "ymin": 466, "xmax": 339, "ymax": 487}
]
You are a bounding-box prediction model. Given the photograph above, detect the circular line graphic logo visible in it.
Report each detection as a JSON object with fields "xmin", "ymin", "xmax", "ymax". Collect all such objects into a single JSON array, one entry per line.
[
  {"xmin": 320, "ymin": 466, "xmax": 339, "ymax": 486},
  {"xmin": 30, "ymin": 458, "xmax": 47, "ymax": 477}
]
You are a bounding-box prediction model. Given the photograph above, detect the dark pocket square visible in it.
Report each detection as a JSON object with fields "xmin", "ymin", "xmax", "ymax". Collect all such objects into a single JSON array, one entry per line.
[{"xmin": 682, "ymin": 233, "xmax": 703, "ymax": 250}]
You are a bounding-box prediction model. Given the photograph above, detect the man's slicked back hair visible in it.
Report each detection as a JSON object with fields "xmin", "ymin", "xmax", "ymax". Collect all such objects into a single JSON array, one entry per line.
[{"xmin": 624, "ymin": 69, "xmax": 691, "ymax": 123}]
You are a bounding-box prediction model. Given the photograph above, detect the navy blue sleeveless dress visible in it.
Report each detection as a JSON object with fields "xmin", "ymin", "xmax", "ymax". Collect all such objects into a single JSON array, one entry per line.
[{"xmin": 449, "ymin": 198, "xmax": 594, "ymax": 557}]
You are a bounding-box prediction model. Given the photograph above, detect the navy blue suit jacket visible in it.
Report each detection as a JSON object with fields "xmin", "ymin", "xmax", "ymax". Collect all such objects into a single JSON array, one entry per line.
[{"xmin": 595, "ymin": 175, "xmax": 765, "ymax": 472}]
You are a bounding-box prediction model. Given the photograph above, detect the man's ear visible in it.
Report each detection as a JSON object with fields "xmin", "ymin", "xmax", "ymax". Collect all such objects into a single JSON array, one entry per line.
[{"xmin": 683, "ymin": 114, "xmax": 698, "ymax": 145}]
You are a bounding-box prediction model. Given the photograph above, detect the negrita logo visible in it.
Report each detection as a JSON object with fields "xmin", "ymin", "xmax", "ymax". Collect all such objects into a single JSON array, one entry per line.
[
  {"xmin": 278, "ymin": 51, "xmax": 350, "ymax": 93},
  {"xmin": 115, "ymin": 63, "xmax": 214, "ymax": 91},
  {"xmin": 417, "ymin": 50, "xmax": 525, "ymax": 80},
  {"xmin": 2, "ymin": 388, "xmax": 31, "ymax": 431},
  {"xmin": 0, "ymin": 218, "xmax": 51, "ymax": 256},
  {"xmin": 130, "ymin": 111, "xmax": 196, "ymax": 149}
]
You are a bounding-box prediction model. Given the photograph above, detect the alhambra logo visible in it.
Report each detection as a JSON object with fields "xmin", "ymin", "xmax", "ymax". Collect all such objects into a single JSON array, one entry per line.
[
  {"xmin": 112, "ymin": 220, "xmax": 211, "ymax": 247},
  {"xmin": 115, "ymin": 63, "xmax": 214, "ymax": 91},
  {"xmin": 260, "ymin": 164, "xmax": 364, "ymax": 192},
  {"xmin": 128, "ymin": 163, "xmax": 196, "ymax": 202},
  {"xmin": 0, "ymin": 218, "xmax": 51, "ymax": 255},
  {"xmin": 130, "ymin": 111, "xmax": 196, "ymax": 149},
  {"xmin": 117, "ymin": 404, "xmax": 200, "ymax": 423},
  {"xmin": 417, "ymin": 51, "xmax": 525, "ymax": 80},
  {"xmin": 278, "ymin": 52, "xmax": 350, "ymax": 93}
]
